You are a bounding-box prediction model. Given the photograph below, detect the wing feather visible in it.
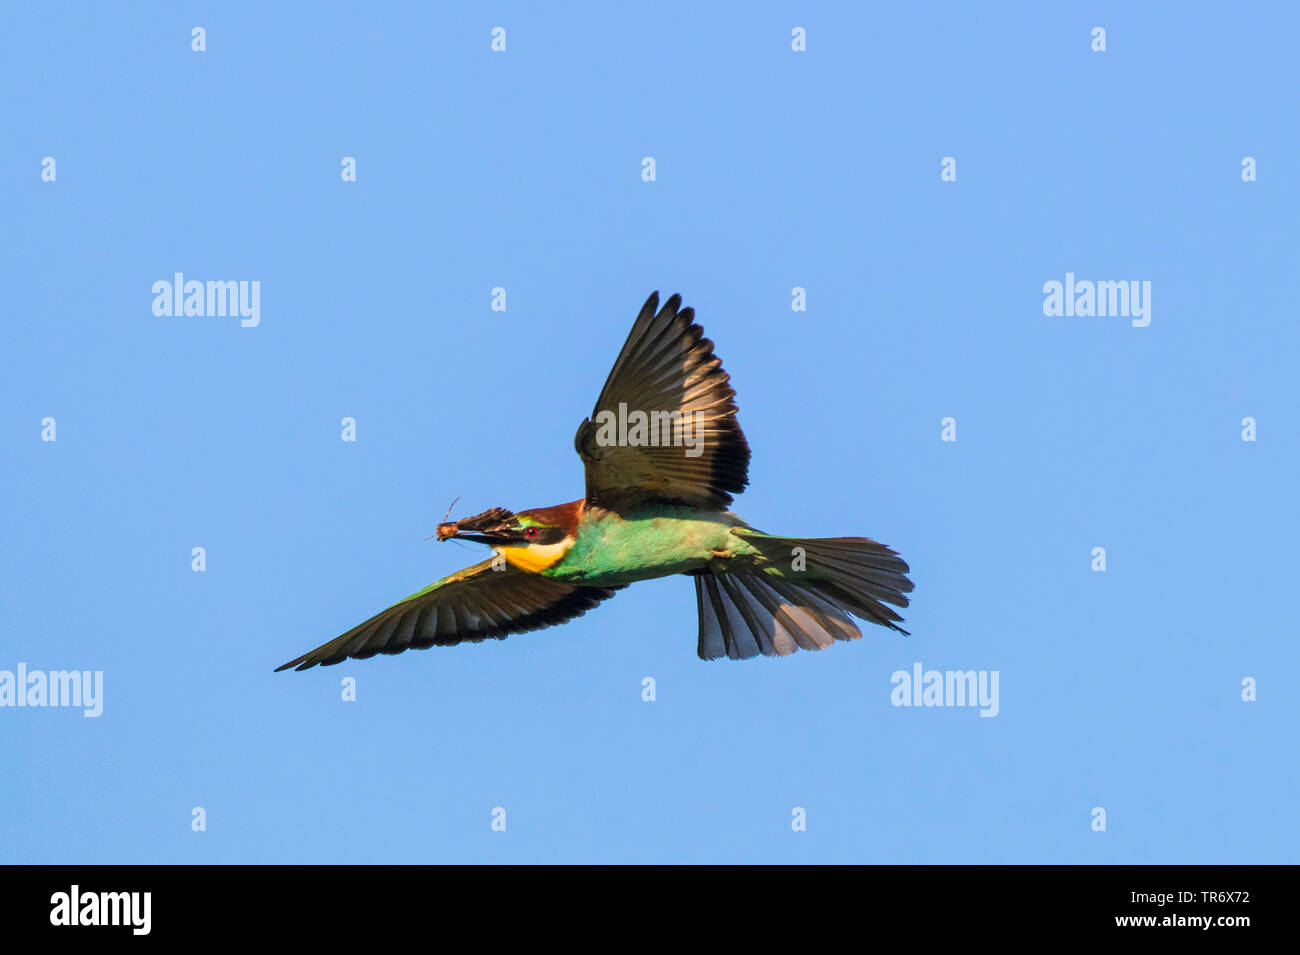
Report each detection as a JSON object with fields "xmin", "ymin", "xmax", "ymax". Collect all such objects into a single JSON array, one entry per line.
[
  {"xmin": 575, "ymin": 292, "xmax": 751, "ymax": 510},
  {"xmin": 277, "ymin": 559, "xmax": 621, "ymax": 671}
]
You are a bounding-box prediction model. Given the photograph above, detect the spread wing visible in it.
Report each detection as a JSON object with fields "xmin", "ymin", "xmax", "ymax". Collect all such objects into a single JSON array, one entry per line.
[
  {"xmin": 276, "ymin": 559, "xmax": 621, "ymax": 671},
  {"xmin": 574, "ymin": 291, "xmax": 751, "ymax": 511}
]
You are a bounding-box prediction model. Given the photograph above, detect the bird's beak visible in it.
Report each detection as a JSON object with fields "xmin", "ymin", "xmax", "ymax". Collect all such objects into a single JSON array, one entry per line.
[
  {"xmin": 434, "ymin": 521, "xmax": 515, "ymax": 545},
  {"xmin": 432, "ymin": 506, "xmax": 519, "ymax": 545}
]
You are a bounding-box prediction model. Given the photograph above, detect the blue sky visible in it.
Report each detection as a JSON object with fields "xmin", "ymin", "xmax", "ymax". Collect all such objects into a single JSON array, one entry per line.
[{"xmin": 2, "ymin": 2, "xmax": 1296, "ymax": 863}]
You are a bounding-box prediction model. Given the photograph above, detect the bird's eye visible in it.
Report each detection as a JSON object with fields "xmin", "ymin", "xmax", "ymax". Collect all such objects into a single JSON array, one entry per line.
[{"xmin": 524, "ymin": 527, "xmax": 539, "ymax": 539}]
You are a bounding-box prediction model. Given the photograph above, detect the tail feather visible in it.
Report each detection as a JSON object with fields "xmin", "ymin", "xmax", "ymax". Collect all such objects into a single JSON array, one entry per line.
[
  {"xmin": 695, "ymin": 569, "xmax": 861, "ymax": 659},
  {"xmin": 692, "ymin": 531, "xmax": 913, "ymax": 661}
]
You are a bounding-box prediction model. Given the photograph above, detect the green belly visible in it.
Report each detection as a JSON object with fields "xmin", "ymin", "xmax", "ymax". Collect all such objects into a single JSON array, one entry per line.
[{"xmin": 543, "ymin": 507, "xmax": 748, "ymax": 585}]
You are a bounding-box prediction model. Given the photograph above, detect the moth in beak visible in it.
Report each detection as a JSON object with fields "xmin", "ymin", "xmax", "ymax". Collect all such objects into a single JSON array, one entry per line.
[{"xmin": 435, "ymin": 507, "xmax": 520, "ymax": 545}]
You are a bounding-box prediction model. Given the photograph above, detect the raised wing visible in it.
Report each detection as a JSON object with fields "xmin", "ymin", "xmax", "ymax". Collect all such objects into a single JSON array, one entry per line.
[
  {"xmin": 574, "ymin": 291, "xmax": 751, "ymax": 511},
  {"xmin": 276, "ymin": 559, "xmax": 620, "ymax": 671}
]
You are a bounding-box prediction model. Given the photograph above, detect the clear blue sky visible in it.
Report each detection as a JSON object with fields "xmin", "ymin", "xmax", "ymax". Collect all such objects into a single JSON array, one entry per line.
[{"xmin": 2, "ymin": 2, "xmax": 1296, "ymax": 863}]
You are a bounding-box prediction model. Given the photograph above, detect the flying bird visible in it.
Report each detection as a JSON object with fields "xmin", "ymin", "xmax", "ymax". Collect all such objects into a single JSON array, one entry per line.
[{"xmin": 277, "ymin": 292, "xmax": 912, "ymax": 671}]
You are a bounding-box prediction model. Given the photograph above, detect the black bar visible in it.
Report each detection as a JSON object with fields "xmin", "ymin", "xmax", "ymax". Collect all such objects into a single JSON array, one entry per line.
[{"xmin": 0, "ymin": 864, "xmax": 1273, "ymax": 940}]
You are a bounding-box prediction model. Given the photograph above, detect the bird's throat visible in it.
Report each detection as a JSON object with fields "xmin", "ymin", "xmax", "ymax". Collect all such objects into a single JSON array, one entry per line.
[{"xmin": 495, "ymin": 539, "xmax": 573, "ymax": 574}]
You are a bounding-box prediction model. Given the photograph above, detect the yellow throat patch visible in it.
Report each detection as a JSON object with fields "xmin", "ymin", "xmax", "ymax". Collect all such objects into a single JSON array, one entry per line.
[{"xmin": 495, "ymin": 539, "xmax": 572, "ymax": 574}]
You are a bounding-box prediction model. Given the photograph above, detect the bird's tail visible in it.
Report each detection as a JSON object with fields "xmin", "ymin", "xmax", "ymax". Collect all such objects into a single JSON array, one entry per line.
[{"xmin": 692, "ymin": 530, "xmax": 913, "ymax": 660}]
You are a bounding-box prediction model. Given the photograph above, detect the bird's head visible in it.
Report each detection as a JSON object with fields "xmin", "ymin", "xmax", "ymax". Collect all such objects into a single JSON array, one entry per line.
[{"xmin": 435, "ymin": 501, "xmax": 581, "ymax": 572}]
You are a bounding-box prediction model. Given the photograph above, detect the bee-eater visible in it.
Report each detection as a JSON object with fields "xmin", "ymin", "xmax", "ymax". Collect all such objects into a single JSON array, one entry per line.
[{"xmin": 277, "ymin": 292, "xmax": 912, "ymax": 671}]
